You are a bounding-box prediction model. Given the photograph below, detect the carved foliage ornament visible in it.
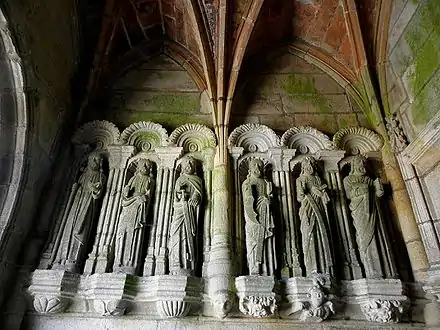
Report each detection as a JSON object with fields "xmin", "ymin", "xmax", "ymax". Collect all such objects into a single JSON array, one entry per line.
[
  {"xmin": 228, "ymin": 124, "xmax": 280, "ymax": 152},
  {"xmin": 239, "ymin": 296, "xmax": 277, "ymax": 317},
  {"xmin": 33, "ymin": 295, "xmax": 67, "ymax": 314},
  {"xmin": 385, "ymin": 116, "xmax": 408, "ymax": 153},
  {"xmin": 333, "ymin": 127, "xmax": 383, "ymax": 155},
  {"xmin": 281, "ymin": 126, "xmax": 335, "ymax": 154},
  {"xmin": 361, "ymin": 300, "xmax": 403, "ymax": 323},
  {"xmin": 169, "ymin": 123, "xmax": 217, "ymax": 152},
  {"xmin": 120, "ymin": 121, "xmax": 169, "ymax": 152},
  {"xmin": 72, "ymin": 120, "xmax": 120, "ymax": 150}
]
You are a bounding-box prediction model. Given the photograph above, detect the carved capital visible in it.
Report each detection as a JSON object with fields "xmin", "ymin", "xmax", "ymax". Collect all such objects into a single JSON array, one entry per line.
[
  {"xmin": 107, "ymin": 145, "xmax": 136, "ymax": 170},
  {"xmin": 239, "ymin": 295, "xmax": 277, "ymax": 317},
  {"xmin": 156, "ymin": 146, "xmax": 184, "ymax": 169},
  {"xmin": 156, "ymin": 301, "xmax": 190, "ymax": 318},
  {"xmin": 360, "ymin": 299, "xmax": 403, "ymax": 323},
  {"xmin": 93, "ymin": 299, "xmax": 127, "ymax": 316},
  {"xmin": 317, "ymin": 149, "xmax": 346, "ymax": 172},
  {"xmin": 32, "ymin": 295, "xmax": 68, "ymax": 314}
]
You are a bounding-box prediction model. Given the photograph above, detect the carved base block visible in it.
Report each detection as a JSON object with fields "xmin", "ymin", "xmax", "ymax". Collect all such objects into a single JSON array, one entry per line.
[
  {"xmin": 28, "ymin": 270, "xmax": 79, "ymax": 314},
  {"xmin": 86, "ymin": 273, "xmax": 135, "ymax": 316},
  {"xmin": 151, "ymin": 275, "xmax": 202, "ymax": 318},
  {"xmin": 282, "ymin": 276, "xmax": 335, "ymax": 322},
  {"xmin": 342, "ymin": 278, "xmax": 408, "ymax": 323},
  {"xmin": 235, "ymin": 276, "xmax": 278, "ymax": 317}
]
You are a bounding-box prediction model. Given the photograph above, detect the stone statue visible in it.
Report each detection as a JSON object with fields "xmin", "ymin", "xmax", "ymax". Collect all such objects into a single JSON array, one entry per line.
[
  {"xmin": 53, "ymin": 152, "xmax": 106, "ymax": 273},
  {"xmin": 296, "ymin": 157, "xmax": 333, "ymax": 276},
  {"xmin": 385, "ymin": 116, "xmax": 408, "ymax": 153},
  {"xmin": 114, "ymin": 159, "xmax": 155, "ymax": 275},
  {"xmin": 343, "ymin": 155, "xmax": 397, "ymax": 279},
  {"xmin": 242, "ymin": 159, "xmax": 276, "ymax": 276},
  {"xmin": 169, "ymin": 157, "xmax": 203, "ymax": 275}
]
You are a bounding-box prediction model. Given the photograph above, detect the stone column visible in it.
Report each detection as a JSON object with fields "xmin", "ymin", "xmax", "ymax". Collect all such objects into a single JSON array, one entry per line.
[
  {"xmin": 229, "ymin": 146, "xmax": 244, "ymax": 274},
  {"xmin": 84, "ymin": 145, "xmax": 135, "ymax": 274},
  {"xmin": 204, "ymin": 156, "xmax": 232, "ymax": 318},
  {"xmin": 271, "ymin": 148, "xmax": 301, "ymax": 278},
  {"xmin": 202, "ymin": 148, "xmax": 215, "ymax": 277},
  {"xmin": 389, "ymin": 153, "xmax": 430, "ymax": 282},
  {"xmin": 143, "ymin": 147, "xmax": 183, "ymax": 276},
  {"xmin": 318, "ymin": 150, "xmax": 362, "ymax": 280}
]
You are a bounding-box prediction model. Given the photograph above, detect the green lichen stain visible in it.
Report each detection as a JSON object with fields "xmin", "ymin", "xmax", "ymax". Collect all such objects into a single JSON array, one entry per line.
[
  {"xmin": 405, "ymin": 0, "xmax": 440, "ymax": 125},
  {"xmin": 283, "ymin": 74, "xmax": 331, "ymax": 113},
  {"xmin": 149, "ymin": 93, "xmax": 199, "ymax": 113}
]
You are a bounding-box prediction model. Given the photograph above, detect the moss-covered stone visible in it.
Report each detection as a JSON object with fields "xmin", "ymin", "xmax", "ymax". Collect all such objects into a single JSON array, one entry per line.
[
  {"xmin": 282, "ymin": 74, "xmax": 331, "ymax": 113},
  {"xmin": 404, "ymin": 0, "xmax": 440, "ymax": 126}
]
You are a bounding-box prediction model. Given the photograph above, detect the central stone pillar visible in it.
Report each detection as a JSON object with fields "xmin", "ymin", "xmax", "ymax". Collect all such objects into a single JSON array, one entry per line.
[{"xmin": 204, "ymin": 160, "xmax": 232, "ymax": 318}]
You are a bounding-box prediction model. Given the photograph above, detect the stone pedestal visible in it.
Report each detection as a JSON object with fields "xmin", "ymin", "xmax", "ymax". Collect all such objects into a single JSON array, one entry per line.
[
  {"xmin": 342, "ymin": 278, "xmax": 407, "ymax": 323},
  {"xmin": 282, "ymin": 276, "xmax": 335, "ymax": 322},
  {"xmin": 235, "ymin": 276, "xmax": 278, "ymax": 317},
  {"xmin": 28, "ymin": 270, "xmax": 79, "ymax": 314},
  {"xmin": 152, "ymin": 275, "xmax": 203, "ymax": 318},
  {"xmin": 85, "ymin": 273, "xmax": 135, "ymax": 316}
]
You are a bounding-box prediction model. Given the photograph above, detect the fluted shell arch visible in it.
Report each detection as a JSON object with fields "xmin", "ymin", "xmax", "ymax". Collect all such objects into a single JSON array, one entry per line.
[
  {"xmin": 281, "ymin": 126, "xmax": 335, "ymax": 154},
  {"xmin": 333, "ymin": 127, "xmax": 383, "ymax": 155},
  {"xmin": 228, "ymin": 124, "xmax": 280, "ymax": 153},
  {"xmin": 72, "ymin": 120, "xmax": 120, "ymax": 150},
  {"xmin": 169, "ymin": 123, "xmax": 217, "ymax": 153},
  {"xmin": 120, "ymin": 121, "xmax": 169, "ymax": 152}
]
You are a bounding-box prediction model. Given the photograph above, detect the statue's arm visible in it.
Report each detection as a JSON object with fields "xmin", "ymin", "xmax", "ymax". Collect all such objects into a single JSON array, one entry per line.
[{"xmin": 296, "ymin": 179, "xmax": 305, "ymax": 203}]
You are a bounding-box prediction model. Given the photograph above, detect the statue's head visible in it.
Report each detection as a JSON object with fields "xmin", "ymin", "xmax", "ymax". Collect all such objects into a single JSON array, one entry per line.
[
  {"xmin": 301, "ymin": 157, "xmax": 316, "ymax": 176},
  {"xmin": 310, "ymin": 285, "xmax": 325, "ymax": 308},
  {"xmin": 137, "ymin": 159, "xmax": 152, "ymax": 176},
  {"xmin": 87, "ymin": 152, "xmax": 102, "ymax": 171},
  {"xmin": 248, "ymin": 159, "xmax": 263, "ymax": 178},
  {"xmin": 350, "ymin": 155, "xmax": 367, "ymax": 176},
  {"xmin": 182, "ymin": 156, "xmax": 196, "ymax": 175}
]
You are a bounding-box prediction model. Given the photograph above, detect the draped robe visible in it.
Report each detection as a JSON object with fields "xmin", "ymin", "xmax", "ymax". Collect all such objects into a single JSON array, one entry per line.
[
  {"xmin": 169, "ymin": 173, "xmax": 203, "ymax": 275},
  {"xmin": 297, "ymin": 174, "xmax": 333, "ymax": 276},
  {"xmin": 54, "ymin": 168, "xmax": 106, "ymax": 272},
  {"xmin": 242, "ymin": 177, "xmax": 277, "ymax": 276},
  {"xmin": 115, "ymin": 173, "xmax": 153, "ymax": 274},
  {"xmin": 344, "ymin": 174, "xmax": 396, "ymax": 279}
]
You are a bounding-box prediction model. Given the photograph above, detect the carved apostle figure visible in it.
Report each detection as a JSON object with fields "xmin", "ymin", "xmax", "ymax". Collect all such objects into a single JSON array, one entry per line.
[
  {"xmin": 343, "ymin": 155, "xmax": 397, "ymax": 279},
  {"xmin": 296, "ymin": 157, "xmax": 333, "ymax": 276},
  {"xmin": 114, "ymin": 159, "xmax": 155, "ymax": 275},
  {"xmin": 53, "ymin": 152, "xmax": 106, "ymax": 273},
  {"xmin": 242, "ymin": 159, "xmax": 276, "ymax": 276},
  {"xmin": 169, "ymin": 157, "xmax": 203, "ymax": 275}
]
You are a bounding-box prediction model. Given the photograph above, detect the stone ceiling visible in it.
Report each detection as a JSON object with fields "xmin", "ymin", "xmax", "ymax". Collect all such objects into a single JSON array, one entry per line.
[{"xmin": 81, "ymin": 0, "xmax": 383, "ymax": 109}]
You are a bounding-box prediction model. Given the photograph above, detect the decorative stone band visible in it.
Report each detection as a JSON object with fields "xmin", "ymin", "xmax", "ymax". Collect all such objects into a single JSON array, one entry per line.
[{"xmin": 28, "ymin": 272, "xmax": 203, "ymax": 318}]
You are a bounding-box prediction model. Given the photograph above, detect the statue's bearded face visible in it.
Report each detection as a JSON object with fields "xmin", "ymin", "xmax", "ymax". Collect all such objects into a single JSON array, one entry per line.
[
  {"xmin": 302, "ymin": 160, "xmax": 314, "ymax": 175},
  {"xmin": 138, "ymin": 160, "xmax": 151, "ymax": 176},
  {"xmin": 182, "ymin": 159, "xmax": 195, "ymax": 174},
  {"xmin": 88, "ymin": 154, "xmax": 101, "ymax": 171},
  {"xmin": 249, "ymin": 160, "xmax": 263, "ymax": 178},
  {"xmin": 353, "ymin": 157, "xmax": 367, "ymax": 175}
]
